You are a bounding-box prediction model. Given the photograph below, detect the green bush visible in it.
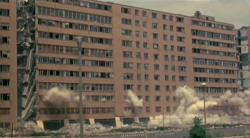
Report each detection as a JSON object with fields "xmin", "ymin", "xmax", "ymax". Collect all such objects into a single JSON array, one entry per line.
[{"xmin": 189, "ymin": 117, "xmax": 211, "ymax": 138}]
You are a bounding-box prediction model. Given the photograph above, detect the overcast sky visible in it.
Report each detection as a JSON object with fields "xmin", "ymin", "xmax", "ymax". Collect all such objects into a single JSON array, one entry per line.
[{"xmin": 100, "ymin": 0, "xmax": 250, "ymax": 28}]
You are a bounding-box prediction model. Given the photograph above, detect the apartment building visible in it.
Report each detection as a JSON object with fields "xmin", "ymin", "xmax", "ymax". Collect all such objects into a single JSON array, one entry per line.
[
  {"xmin": 17, "ymin": 0, "xmax": 239, "ymax": 128},
  {"xmin": 0, "ymin": 0, "xmax": 17, "ymax": 128},
  {"xmin": 237, "ymin": 26, "xmax": 250, "ymax": 89}
]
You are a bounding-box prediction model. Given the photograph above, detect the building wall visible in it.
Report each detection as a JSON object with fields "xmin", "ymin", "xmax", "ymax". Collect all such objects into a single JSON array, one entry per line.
[
  {"xmin": 0, "ymin": 0, "xmax": 17, "ymax": 128},
  {"xmin": 191, "ymin": 17, "xmax": 238, "ymax": 95},
  {"xmin": 34, "ymin": 0, "xmax": 239, "ymax": 123},
  {"xmin": 238, "ymin": 27, "xmax": 250, "ymax": 89}
]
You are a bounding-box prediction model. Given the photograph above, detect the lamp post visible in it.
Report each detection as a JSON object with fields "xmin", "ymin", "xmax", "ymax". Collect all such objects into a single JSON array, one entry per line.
[
  {"xmin": 201, "ymin": 82, "xmax": 207, "ymax": 128},
  {"xmin": 76, "ymin": 37, "xmax": 84, "ymax": 138}
]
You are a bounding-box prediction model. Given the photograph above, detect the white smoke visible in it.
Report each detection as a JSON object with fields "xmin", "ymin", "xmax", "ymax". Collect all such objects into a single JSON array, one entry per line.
[
  {"xmin": 149, "ymin": 86, "xmax": 250, "ymax": 127},
  {"xmin": 42, "ymin": 87, "xmax": 79, "ymax": 107},
  {"xmin": 60, "ymin": 123, "xmax": 110, "ymax": 136},
  {"xmin": 24, "ymin": 121, "xmax": 44, "ymax": 133},
  {"xmin": 126, "ymin": 90, "xmax": 143, "ymax": 107}
]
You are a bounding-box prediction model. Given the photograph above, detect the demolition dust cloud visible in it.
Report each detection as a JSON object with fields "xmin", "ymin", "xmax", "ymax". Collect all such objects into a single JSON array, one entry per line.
[{"xmin": 149, "ymin": 86, "xmax": 250, "ymax": 127}]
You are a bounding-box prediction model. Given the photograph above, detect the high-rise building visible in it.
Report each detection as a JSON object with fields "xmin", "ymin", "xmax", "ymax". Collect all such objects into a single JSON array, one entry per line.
[
  {"xmin": 237, "ymin": 26, "xmax": 250, "ymax": 89},
  {"xmin": 16, "ymin": 0, "xmax": 239, "ymax": 129},
  {"xmin": 0, "ymin": 0, "xmax": 17, "ymax": 128}
]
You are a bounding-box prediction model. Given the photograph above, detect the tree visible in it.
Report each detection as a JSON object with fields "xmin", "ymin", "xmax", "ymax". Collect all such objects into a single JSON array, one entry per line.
[{"xmin": 189, "ymin": 117, "xmax": 206, "ymax": 138}]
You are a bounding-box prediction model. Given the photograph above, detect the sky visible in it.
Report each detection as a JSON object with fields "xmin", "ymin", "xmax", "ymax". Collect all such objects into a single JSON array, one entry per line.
[{"xmin": 100, "ymin": 0, "xmax": 250, "ymax": 28}]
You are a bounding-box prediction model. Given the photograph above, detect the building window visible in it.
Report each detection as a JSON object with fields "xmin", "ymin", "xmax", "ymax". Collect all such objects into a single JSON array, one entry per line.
[
  {"xmin": 155, "ymin": 85, "xmax": 160, "ymax": 91},
  {"xmin": 176, "ymin": 16, "xmax": 184, "ymax": 23},
  {"xmin": 170, "ymin": 25, "xmax": 174, "ymax": 31},
  {"xmin": 142, "ymin": 10, "xmax": 147, "ymax": 17},
  {"xmin": 162, "ymin": 14, "xmax": 166, "ymax": 20},
  {"xmin": 124, "ymin": 73, "xmax": 133, "ymax": 80},
  {"xmin": 135, "ymin": 20, "xmax": 140, "ymax": 26},
  {"xmin": 154, "ymin": 64, "xmax": 160, "ymax": 71},
  {"xmin": 170, "ymin": 35, "xmax": 174, "ymax": 41},
  {"xmin": 135, "ymin": 31, "xmax": 140, "ymax": 37},
  {"xmin": 165, "ymin": 75, "xmax": 169, "ymax": 81},
  {"xmin": 143, "ymin": 42, "xmax": 148, "ymax": 49},
  {"xmin": 152, "ymin": 23, "xmax": 158, "ymax": 29},
  {"xmin": 178, "ymin": 66, "xmax": 187, "ymax": 72},
  {"xmin": 122, "ymin": 40, "xmax": 132, "ymax": 47},
  {"xmin": 143, "ymin": 32, "xmax": 147, "ymax": 38},
  {"xmin": 0, "ymin": 23, "xmax": 9, "ymax": 31},
  {"xmin": 155, "ymin": 96, "xmax": 161, "ymax": 102},
  {"xmin": 0, "ymin": 79, "xmax": 9, "ymax": 86},
  {"xmin": 38, "ymin": 7, "xmax": 112, "ymax": 24},
  {"xmin": 171, "ymin": 45, "xmax": 175, "ymax": 51},
  {"xmin": 165, "ymin": 86, "xmax": 170, "ymax": 91},
  {"xmin": 163, "ymin": 34, "xmax": 168, "ymax": 40},
  {"xmin": 121, "ymin": 18, "xmax": 132, "ymax": 25},
  {"xmin": 124, "ymin": 84, "xmax": 133, "ymax": 90},
  {"xmin": 0, "ymin": 9, "xmax": 9, "ymax": 16},
  {"xmin": 0, "ymin": 65, "xmax": 9, "ymax": 73},
  {"xmin": 123, "ymin": 62, "xmax": 133, "ymax": 69},
  {"xmin": 177, "ymin": 46, "xmax": 186, "ymax": 52},
  {"xmin": 62, "ymin": 1, "xmax": 112, "ymax": 11},
  {"xmin": 179, "ymin": 76, "xmax": 187, "ymax": 82},
  {"xmin": 89, "ymin": 25, "xmax": 112, "ymax": 33},
  {"xmin": 0, "ymin": 0, "xmax": 10, "ymax": 3},
  {"xmin": 153, "ymin": 33, "xmax": 158, "ymax": 40},
  {"xmin": 164, "ymin": 45, "xmax": 168, "ymax": 51},
  {"xmin": 121, "ymin": 7, "xmax": 131, "ymax": 14},
  {"xmin": 154, "ymin": 74, "xmax": 160, "ymax": 81},
  {"xmin": 91, "ymin": 37, "xmax": 112, "ymax": 45},
  {"xmin": 135, "ymin": 9, "xmax": 139, "ymax": 15},
  {"xmin": 154, "ymin": 54, "xmax": 159, "ymax": 60},
  {"xmin": 121, "ymin": 29, "xmax": 132, "ymax": 36},
  {"xmin": 169, "ymin": 15, "xmax": 173, "ymax": 21},
  {"xmin": 136, "ymin": 41, "xmax": 140, "ymax": 48},
  {"xmin": 123, "ymin": 51, "xmax": 133, "ymax": 58},
  {"xmin": 177, "ymin": 36, "xmax": 185, "ymax": 42},
  {"xmin": 152, "ymin": 12, "xmax": 157, "ymax": 18},
  {"xmin": 163, "ymin": 24, "xmax": 167, "ymax": 30},
  {"xmin": 177, "ymin": 26, "xmax": 185, "ymax": 33},
  {"xmin": 0, "ymin": 37, "xmax": 9, "ymax": 44},
  {"xmin": 0, "ymin": 93, "xmax": 10, "ymax": 101},
  {"xmin": 0, "ymin": 51, "xmax": 9, "ymax": 59},
  {"xmin": 178, "ymin": 56, "xmax": 186, "ymax": 62},
  {"xmin": 153, "ymin": 43, "xmax": 159, "ymax": 49},
  {"xmin": 172, "ymin": 75, "xmax": 176, "ymax": 81}
]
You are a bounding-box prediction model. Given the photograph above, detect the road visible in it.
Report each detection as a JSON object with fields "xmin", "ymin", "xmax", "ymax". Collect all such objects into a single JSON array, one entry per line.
[
  {"xmin": 86, "ymin": 126, "xmax": 250, "ymax": 138},
  {"xmin": 5, "ymin": 126, "xmax": 250, "ymax": 138}
]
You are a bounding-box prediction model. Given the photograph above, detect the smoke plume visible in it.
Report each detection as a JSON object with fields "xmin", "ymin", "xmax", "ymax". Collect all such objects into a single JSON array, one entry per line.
[
  {"xmin": 149, "ymin": 85, "xmax": 250, "ymax": 127},
  {"xmin": 24, "ymin": 121, "xmax": 44, "ymax": 133},
  {"xmin": 42, "ymin": 87, "xmax": 79, "ymax": 107},
  {"xmin": 126, "ymin": 90, "xmax": 143, "ymax": 107}
]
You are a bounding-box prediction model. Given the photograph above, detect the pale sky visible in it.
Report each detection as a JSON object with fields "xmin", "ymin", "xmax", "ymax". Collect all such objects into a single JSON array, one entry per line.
[{"xmin": 100, "ymin": 0, "xmax": 250, "ymax": 28}]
